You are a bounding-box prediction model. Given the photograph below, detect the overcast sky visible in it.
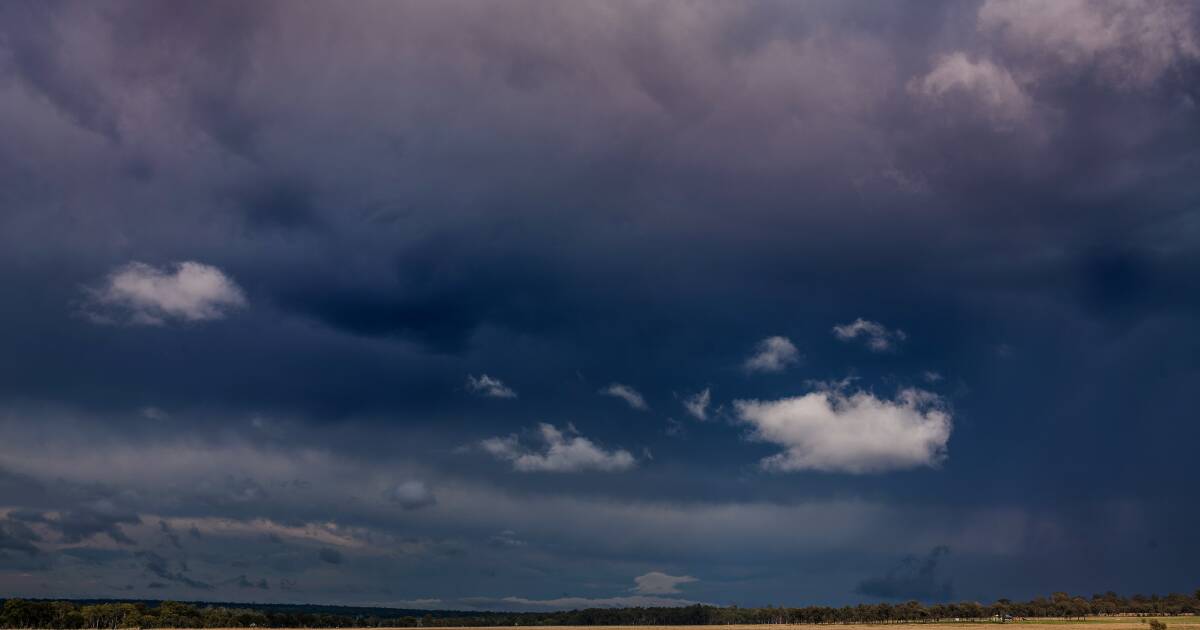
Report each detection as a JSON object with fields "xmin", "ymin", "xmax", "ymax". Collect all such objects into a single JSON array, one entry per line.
[{"xmin": 1, "ymin": 0, "xmax": 1199, "ymax": 611}]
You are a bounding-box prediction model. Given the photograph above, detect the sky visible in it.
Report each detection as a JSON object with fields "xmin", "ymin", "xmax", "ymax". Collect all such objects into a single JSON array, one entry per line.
[{"xmin": 1, "ymin": 0, "xmax": 1199, "ymax": 612}]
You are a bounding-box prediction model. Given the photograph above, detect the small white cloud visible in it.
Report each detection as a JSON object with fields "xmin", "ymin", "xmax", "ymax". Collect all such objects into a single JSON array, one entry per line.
[
  {"xmin": 633, "ymin": 571, "xmax": 699, "ymax": 595},
  {"xmin": 466, "ymin": 374, "xmax": 518, "ymax": 399},
  {"xmin": 84, "ymin": 261, "xmax": 247, "ymax": 325},
  {"xmin": 744, "ymin": 336, "xmax": 800, "ymax": 373},
  {"xmin": 600, "ymin": 383, "xmax": 648, "ymax": 410},
  {"xmin": 909, "ymin": 52, "xmax": 1031, "ymax": 127},
  {"xmin": 734, "ymin": 387, "xmax": 952, "ymax": 474},
  {"xmin": 922, "ymin": 371, "xmax": 944, "ymax": 383},
  {"xmin": 480, "ymin": 423, "xmax": 636, "ymax": 473},
  {"xmin": 833, "ymin": 318, "xmax": 907, "ymax": 352},
  {"xmin": 389, "ymin": 480, "xmax": 437, "ymax": 510},
  {"xmin": 681, "ymin": 388, "xmax": 711, "ymax": 420}
]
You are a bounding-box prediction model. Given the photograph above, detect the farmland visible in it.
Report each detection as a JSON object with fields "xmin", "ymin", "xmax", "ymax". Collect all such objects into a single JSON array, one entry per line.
[{"xmin": 176, "ymin": 619, "xmax": 1200, "ymax": 630}]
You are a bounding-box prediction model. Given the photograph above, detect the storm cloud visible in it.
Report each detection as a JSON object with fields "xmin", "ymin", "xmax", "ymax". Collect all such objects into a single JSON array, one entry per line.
[
  {"xmin": 0, "ymin": 0, "xmax": 1197, "ymax": 610},
  {"xmin": 856, "ymin": 546, "xmax": 955, "ymax": 602}
]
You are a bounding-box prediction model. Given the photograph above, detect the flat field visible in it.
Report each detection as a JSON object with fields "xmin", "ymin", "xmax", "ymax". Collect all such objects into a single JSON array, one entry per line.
[
  {"xmin": 451, "ymin": 621, "xmax": 1200, "ymax": 630},
  {"xmin": 193, "ymin": 617, "xmax": 1200, "ymax": 630}
]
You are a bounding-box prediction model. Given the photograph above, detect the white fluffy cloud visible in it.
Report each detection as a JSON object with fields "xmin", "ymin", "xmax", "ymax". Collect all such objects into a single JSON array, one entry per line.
[
  {"xmin": 633, "ymin": 571, "xmax": 699, "ymax": 595},
  {"xmin": 600, "ymin": 383, "xmax": 648, "ymax": 410},
  {"xmin": 389, "ymin": 480, "xmax": 437, "ymax": 510},
  {"xmin": 480, "ymin": 423, "xmax": 636, "ymax": 473},
  {"xmin": 833, "ymin": 318, "xmax": 907, "ymax": 352},
  {"xmin": 909, "ymin": 53, "xmax": 1031, "ymax": 127},
  {"xmin": 466, "ymin": 374, "xmax": 518, "ymax": 399},
  {"xmin": 681, "ymin": 388, "xmax": 711, "ymax": 420},
  {"xmin": 734, "ymin": 387, "xmax": 952, "ymax": 474},
  {"xmin": 84, "ymin": 261, "xmax": 247, "ymax": 325},
  {"xmin": 744, "ymin": 336, "xmax": 800, "ymax": 373}
]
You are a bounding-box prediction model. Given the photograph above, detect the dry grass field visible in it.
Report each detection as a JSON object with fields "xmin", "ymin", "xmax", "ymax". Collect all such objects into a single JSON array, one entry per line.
[
  {"xmin": 190, "ymin": 617, "xmax": 1200, "ymax": 630},
  {"xmin": 445, "ymin": 621, "xmax": 1200, "ymax": 630}
]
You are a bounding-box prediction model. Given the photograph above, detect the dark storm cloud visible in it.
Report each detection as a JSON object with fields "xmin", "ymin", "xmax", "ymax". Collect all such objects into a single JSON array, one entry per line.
[
  {"xmin": 0, "ymin": 0, "xmax": 1198, "ymax": 608},
  {"xmin": 138, "ymin": 551, "xmax": 214, "ymax": 591},
  {"xmin": 0, "ymin": 517, "xmax": 42, "ymax": 556},
  {"xmin": 12, "ymin": 505, "xmax": 141, "ymax": 546},
  {"xmin": 60, "ymin": 547, "xmax": 130, "ymax": 566},
  {"xmin": 227, "ymin": 574, "xmax": 270, "ymax": 590},
  {"xmin": 159, "ymin": 520, "xmax": 182, "ymax": 549},
  {"xmin": 231, "ymin": 176, "xmax": 323, "ymax": 232},
  {"xmin": 0, "ymin": 3, "xmax": 121, "ymax": 141},
  {"xmin": 856, "ymin": 546, "xmax": 955, "ymax": 602},
  {"xmin": 0, "ymin": 468, "xmax": 47, "ymax": 507}
]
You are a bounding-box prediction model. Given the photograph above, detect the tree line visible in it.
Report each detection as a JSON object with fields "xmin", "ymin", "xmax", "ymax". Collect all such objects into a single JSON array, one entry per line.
[{"xmin": 2, "ymin": 590, "xmax": 1199, "ymax": 629}]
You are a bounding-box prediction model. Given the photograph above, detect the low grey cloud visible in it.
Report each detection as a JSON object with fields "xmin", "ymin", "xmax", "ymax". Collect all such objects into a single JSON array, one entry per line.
[
  {"xmin": 0, "ymin": 410, "xmax": 1180, "ymax": 606},
  {"xmin": 481, "ymin": 423, "xmax": 636, "ymax": 473},
  {"xmin": 138, "ymin": 551, "xmax": 213, "ymax": 590},
  {"xmin": 633, "ymin": 571, "xmax": 698, "ymax": 595},
  {"xmin": 466, "ymin": 374, "xmax": 517, "ymax": 399},
  {"xmin": 229, "ymin": 574, "xmax": 271, "ymax": 590},
  {"xmin": 856, "ymin": 546, "xmax": 954, "ymax": 601},
  {"xmin": 488, "ymin": 529, "xmax": 526, "ymax": 549},
  {"xmin": 159, "ymin": 519, "xmax": 182, "ymax": 549},
  {"xmin": 478, "ymin": 594, "xmax": 703, "ymax": 611},
  {"xmin": 14, "ymin": 503, "xmax": 142, "ymax": 545},
  {"xmin": 389, "ymin": 480, "xmax": 437, "ymax": 510},
  {"xmin": 318, "ymin": 548, "xmax": 343, "ymax": 565},
  {"xmin": 0, "ymin": 517, "xmax": 42, "ymax": 556}
]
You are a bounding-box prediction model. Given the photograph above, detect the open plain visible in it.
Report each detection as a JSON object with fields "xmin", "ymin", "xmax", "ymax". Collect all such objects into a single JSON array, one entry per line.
[{"xmin": 183, "ymin": 617, "xmax": 1200, "ymax": 630}]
